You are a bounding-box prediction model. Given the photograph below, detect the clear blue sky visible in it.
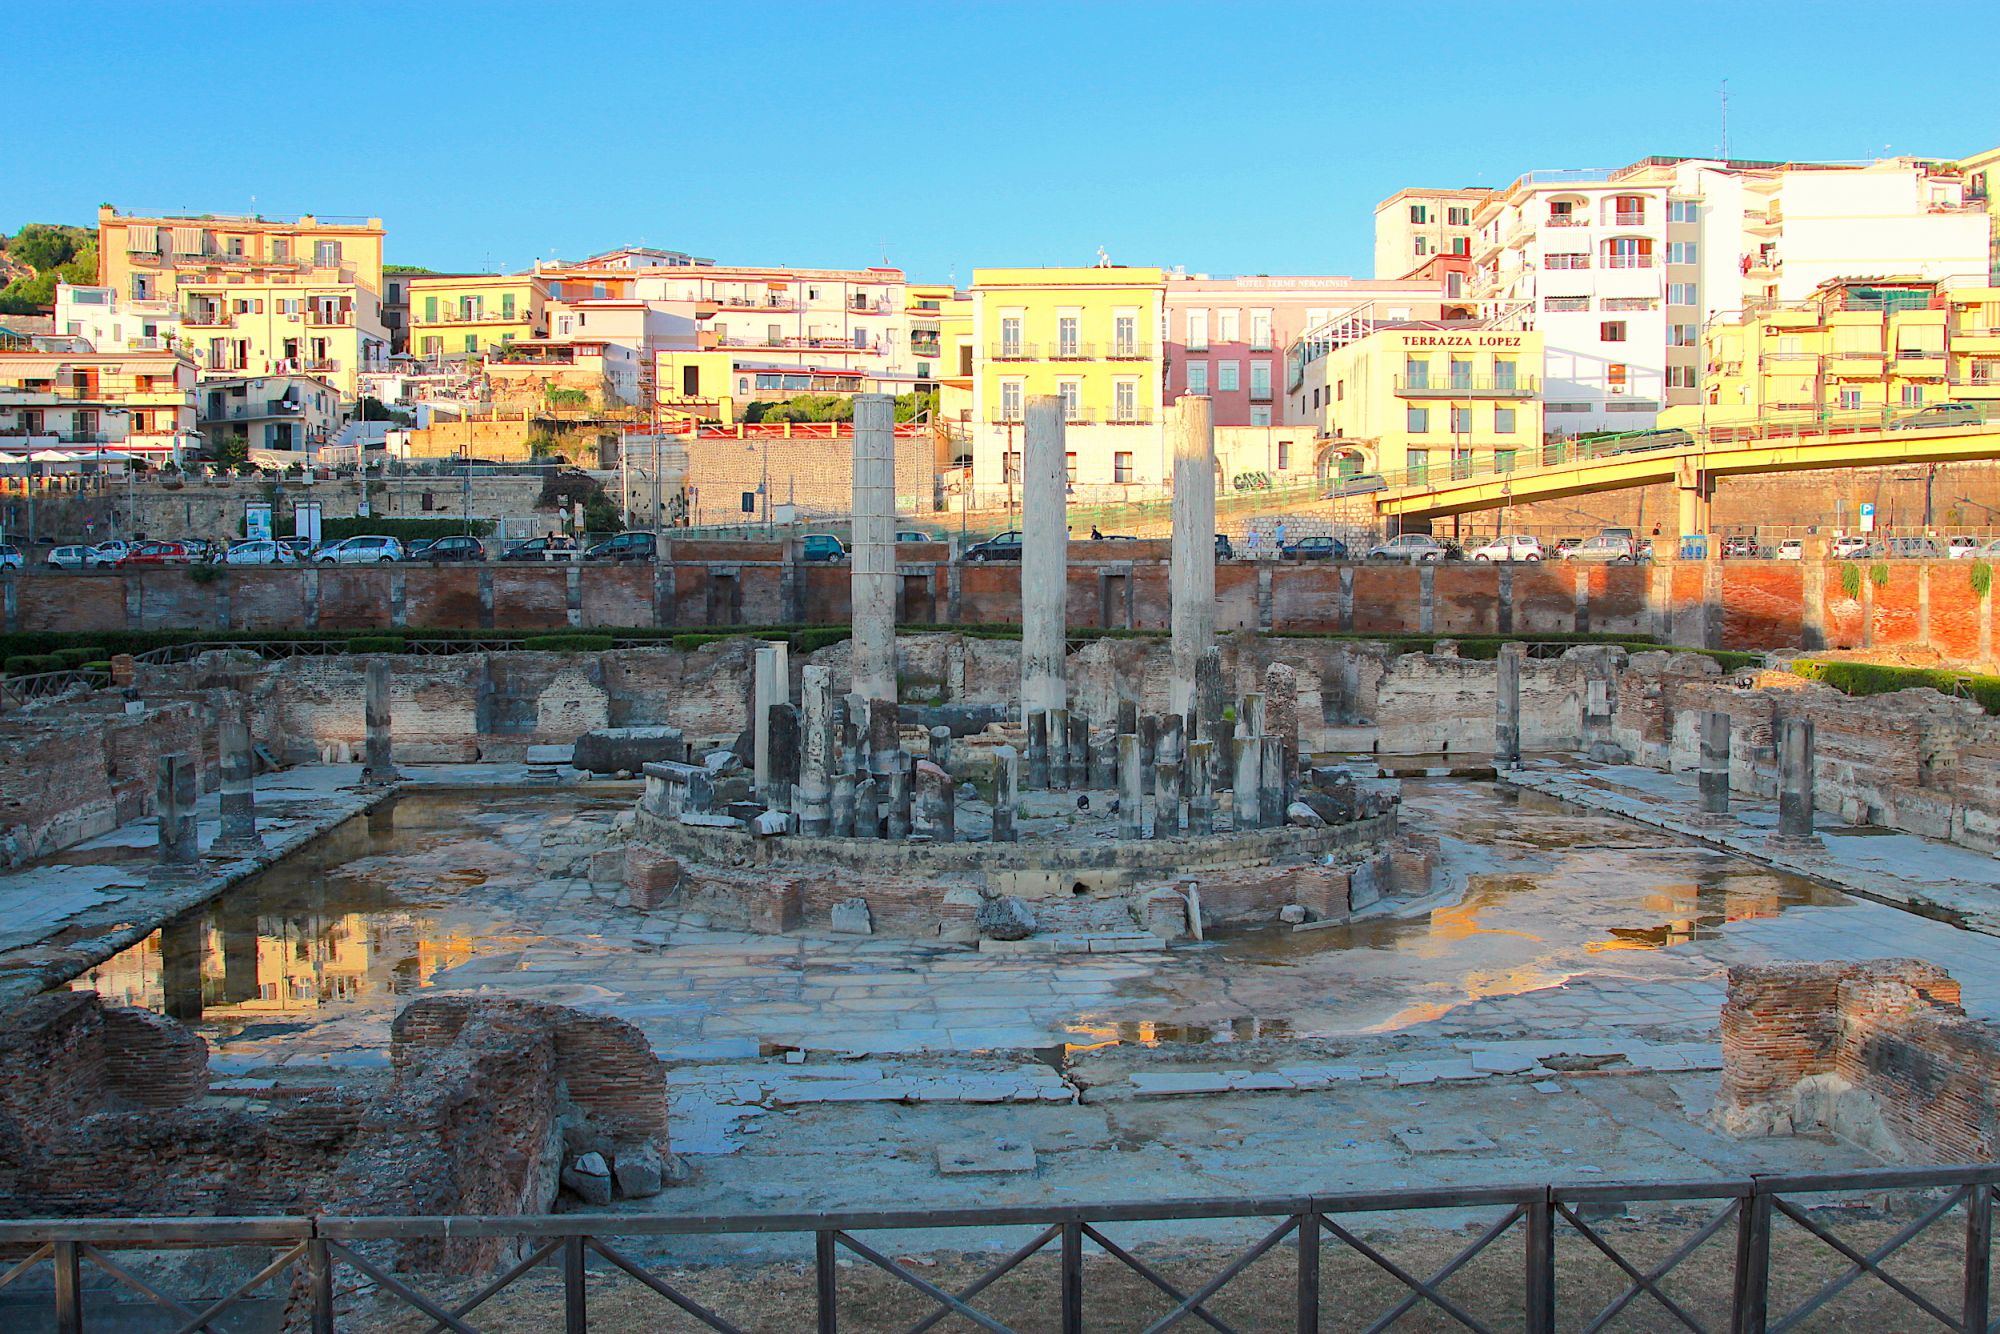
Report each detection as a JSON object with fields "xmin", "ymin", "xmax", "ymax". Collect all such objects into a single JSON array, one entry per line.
[{"xmin": 7, "ymin": 1, "xmax": 1993, "ymax": 283}]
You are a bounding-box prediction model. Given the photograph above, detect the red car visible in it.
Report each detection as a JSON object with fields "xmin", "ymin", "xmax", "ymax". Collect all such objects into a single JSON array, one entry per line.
[{"xmin": 117, "ymin": 540, "xmax": 198, "ymax": 567}]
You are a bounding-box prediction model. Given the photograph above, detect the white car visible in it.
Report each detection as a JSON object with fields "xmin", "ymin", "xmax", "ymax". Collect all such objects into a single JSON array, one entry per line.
[
  {"xmin": 315, "ymin": 535, "xmax": 406, "ymax": 564},
  {"xmin": 46, "ymin": 545, "xmax": 100, "ymax": 569},
  {"xmin": 1467, "ymin": 534, "xmax": 1543, "ymax": 563},
  {"xmin": 0, "ymin": 544, "xmax": 20, "ymax": 570},
  {"xmin": 91, "ymin": 540, "xmax": 130, "ymax": 565},
  {"xmin": 1366, "ymin": 533, "xmax": 1449, "ymax": 563},
  {"xmin": 1947, "ymin": 536, "xmax": 1983, "ymax": 560},
  {"xmin": 1832, "ymin": 536, "xmax": 1870, "ymax": 559},
  {"xmin": 223, "ymin": 539, "xmax": 299, "ymax": 566},
  {"xmin": 1776, "ymin": 539, "xmax": 1804, "ymax": 561}
]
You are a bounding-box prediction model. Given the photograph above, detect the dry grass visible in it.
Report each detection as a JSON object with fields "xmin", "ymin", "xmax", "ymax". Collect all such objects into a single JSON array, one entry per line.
[{"xmin": 352, "ymin": 1197, "xmax": 1992, "ymax": 1332}]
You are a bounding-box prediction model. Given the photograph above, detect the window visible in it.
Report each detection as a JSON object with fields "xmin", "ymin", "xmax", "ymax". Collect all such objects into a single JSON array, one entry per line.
[
  {"xmin": 1414, "ymin": 237, "xmax": 1431, "ymax": 257},
  {"xmin": 1407, "ymin": 406, "xmax": 1430, "ymax": 433},
  {"xmin": 1493, "ymin": 358, "xmax": 1517, "ymax": 390},
  {"xmin": 1186, "ymin": 309, "xmax": 1208, "ymax": 351},
  {"xmin": 1276, "ymin": 439, "xmax": 1290, "ymax": 469},
  {"xmin": 1600, "ymin": 321, "xmax": 1627, "ymax": 342},
  {"xmin": 1217, "ymin": 361, "xmax": 1239, "ymax": 392},
  {"xmin": 1669, "ymin": 324, "xmax": 1698, "ymax": 346},
  {"xmin": 464, "ymin": 335, "xmax": 478, "ymax": 354},
  {"xmin": 1496, "ymin": 448, "xmax": 1517, "ymax": 472},
  {"xmin": 1545, "ymin": 253, "xmax": 1590, "ymax": 270},
  {"xmin": 1065, "ymin": 452, "xmax": 1078, "ymax": 484},
  {"xmin": 1000, "ymin": 315, "xmax": 1022, "ymax": 357},
  {"xmin": 1605, "ymin": 237, "xmax": 1653, "ymax": 268},
  {"xmin": 1249, "ymin": 309, "xmax": 1272, "ymax": 351},
  {"xmin": 1406, "ymin": 448, "xmax": 1429, "ymax": 479},
  {"xmin": 1612, "ymin": 195, "xmax": 1646, "ymax": 225},
  {"xmin": 271, "ymin": 238, "xmax": 289, "ymax": 262},
  {"xmin": 1667, "ymin": 366, "xmax": 1699, "ymax": 388},
  {"xmin": 423, "ymin": 295, "xmax": 438, "ymax": 322},
  {"xmin": 1410, "ymin": 204, "xmax": 1430, "ymax": 224},
  {"xmin": 1669, "ymin": 200, "xmax": 1698, "ymax": 223},
  {"xmin": 1186, "ymin": 361, "xmax": 1208, "ymax": 394},
  {"xmin": 1901, "ymin": 384, "xmax": 1924, "ymax": 406},
  {"xmin": 1113, "ymin": 451, "xmax": 1134, "ymax": 483},
  {"xmin": 1216, "ymin": 309, "xmax": 1239, "ymax": 343},
  {"xmin": 422, "ymin": 336, "xmax": 441, "ymax": 355},
  {"xmin": 1000, "ymin": 380, "xmax": 1023, "ymax": 421},
  {"xmin": 502, "ymin": 292, "xmax": 516, "ymax": 319},
  {"xmin": 1494, "ymin": 407, "xmax": 1517, "ymax": 433},
  {"xmin": 1449, "ymin": 237, "xmax": 1470, "ymax": 256},
  {"xmin": 1058, "ymin": 379, "xmax": 1081, "ymax": 421},
  {"xmin": 1544, "ymin": 296, "xmax": 1589, "ymax": 312},
  {"xmin": 1113, "ymin": 313, "xmax": 1138, "ymax": 355},
  {"xmin": 1004, "ymin": 452, "xmax": 1022, "ymax": 484},
  {"xmin": 1251, "ymin": 406, "xmax": 1272, "ymax": 427},
  {"xmin": 1336, "ymin": 379, "xmax": 1344, "ymax": 401},
  {"xmin": 1447, "ymin": 205, "xmax": 1472, "ymax": 226},
  {"xmin": 1668, "ymin": 283, "xmax": 1698, "ymax": 306},
  {"xmin": 1114, "ymin": 378, "xmax": 1137, "ymax": 421},
  {"xmin": 1668, "ymin": 241, "xmax": 1698, "ymax": 265},
  {"xmin": 1404, "ymin": 356, "xmax": 1429, "ymax": 389},
  {"xmin": 1601, "ymin": 297, "xmax": 1657, "ymax": 311},
  {"xmin": 1450, "ymin": 407, "xmax": 1473, "ymax": 433},
  {"xmin": 1446, "ymin": 271, "xmax": 1464, "ymax": 298},
  {"xmin": 1449, "ymin": 357, "xmax": 1473, "ymax": 389},
  {"xmin": 314, "ymin": 240, "xmax": 341, "ymax": 267},
  {"xmin": 1057, "ymin": 314, "xmax": 1080, "ymax": 357},
  {"xmin": 1838, "ymin": 388, "xmax": 1862, "ymax": 410},
  {"xmin": 1249, "ymin": 360, "xmax": 1271, "ymax": 399}
]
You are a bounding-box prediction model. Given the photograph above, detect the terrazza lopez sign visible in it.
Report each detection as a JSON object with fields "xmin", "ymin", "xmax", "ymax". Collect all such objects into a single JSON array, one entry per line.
[{"xmin": 1400, "ymin": 334, "xmax": 1525, "ymax": 348}]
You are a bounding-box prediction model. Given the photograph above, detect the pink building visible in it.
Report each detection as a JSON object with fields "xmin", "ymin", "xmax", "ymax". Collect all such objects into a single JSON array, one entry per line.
[{"xmin": 1163, "ymin": 273, "xmax": 1452, "ymax": 427}]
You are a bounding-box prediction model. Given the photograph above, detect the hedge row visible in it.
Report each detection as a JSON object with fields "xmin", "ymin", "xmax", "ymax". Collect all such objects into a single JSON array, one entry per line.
[
  {"xmin": 1791, "ymin": 659, "xmax": 2000, "ymax": 715},
  {"xmin": 3, "ymin": 645, "xmax": 112, "ymax": 677}
]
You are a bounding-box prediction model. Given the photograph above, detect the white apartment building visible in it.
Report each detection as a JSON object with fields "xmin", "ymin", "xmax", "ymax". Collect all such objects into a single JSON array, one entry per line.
[
  {"xmin": 53, "ymin": 284, "xmax": 185, "ymax": 354},
  {"xmin": 630, "ymin": 265, "xmax": 920, "ymax": 383},
  {"xmin": 1373, "ymin": 189, "xmax": 1491, "ymax": 279},
  {"xmin": 1469, "ymin": 154, "xmax": 1990, "ymax": 433}
]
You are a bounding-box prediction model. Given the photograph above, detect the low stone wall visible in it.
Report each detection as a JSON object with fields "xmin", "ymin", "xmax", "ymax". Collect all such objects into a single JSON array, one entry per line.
[{"xmin": 1718, "ymin": 960, "xmax": 1998, "ymax": 1162}]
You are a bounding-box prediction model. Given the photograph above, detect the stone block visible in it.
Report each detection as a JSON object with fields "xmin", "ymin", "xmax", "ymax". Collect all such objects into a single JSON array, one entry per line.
[
  {"xmin": 1139, "ymin": 888, "xmax": 1191, "ymax": 941},
  {"xmin": 525, "ymin": 744, "xmax": 575, "ymax": 766},
  {"xmin": 573, "ymin": 726, "xmax": 689, "ymax": 776},
  {"xmin": 562, "ymin": 1151, "xmax": 614, "ymax": 1205},
  {"xmin": 976, "ymin": 894, "xmax": 1036, "ymax": 940},
  {"xmin": 830, "ymin": 898, "xmax": 874, "ymax": 935},
  {"xmin": 613, "ymin": 1142, "xmax": 668, "ymax": 1198}
]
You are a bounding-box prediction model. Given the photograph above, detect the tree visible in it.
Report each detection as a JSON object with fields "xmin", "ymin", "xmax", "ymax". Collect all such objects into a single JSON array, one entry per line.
[
  {"xmin": 9, "ymin": 224, "xmax": 77, "ymax": 272},
  {"xmin": 211, "ymin": 435, "xmax": 250, "ymax": 471}
]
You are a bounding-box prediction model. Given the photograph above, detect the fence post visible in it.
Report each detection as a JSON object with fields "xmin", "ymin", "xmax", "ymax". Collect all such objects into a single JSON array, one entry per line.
[
  {"xmin": 306, "ymin": 1236, "xmax": 335, "ymax": 1334},
  {"xmin": 1296, "ymin": 1208, "xmax": 1319, "ymax": 1334},
  {"xmin": 53, "ymin": 1239, "xmax": 81, "ymax": 1334},
  {"xmin": 1732, "ymin": 1188, "xmax": 1772, "ymax": 1334},
  {"xmin": 1966, "ymin": 1183, "xmax": 1992, "ymax": 1334},
  {"xmin": 816, "ymin": 1229, "xmax": 838, "ymax": 1334},
  {"xmin": 1524, "ymin": 1196, "xmax": 1555, "ymax": 1334},
  {"xmin": 565, "ymin": 1233, "xmax": 588, "ymax": 1334},
  {"xmin": 1061, "ymin": 1220, "xmax": 1084, "ymax": 1334}
]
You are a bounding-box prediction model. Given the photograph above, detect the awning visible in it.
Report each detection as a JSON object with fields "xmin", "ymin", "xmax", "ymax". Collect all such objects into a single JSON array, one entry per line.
[{"xmin": 28, "ymin": 449, "xmax": 78, "ymax": 462}]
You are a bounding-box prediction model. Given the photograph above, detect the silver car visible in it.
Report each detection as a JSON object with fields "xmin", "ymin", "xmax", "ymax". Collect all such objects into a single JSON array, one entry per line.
[
  {"xmin": 314, "ymin": 535, "xmax": 406, "ymax": 564},
  {"xmin": 1365, "ymin": 534, "xmax": 1448, "ymax": 563}
]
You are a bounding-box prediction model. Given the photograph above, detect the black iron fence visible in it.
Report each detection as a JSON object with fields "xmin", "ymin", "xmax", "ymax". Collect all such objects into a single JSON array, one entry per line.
[{"xmin": 1, "ymin": 1166, "xmax": 1997, "ymax": 1331}]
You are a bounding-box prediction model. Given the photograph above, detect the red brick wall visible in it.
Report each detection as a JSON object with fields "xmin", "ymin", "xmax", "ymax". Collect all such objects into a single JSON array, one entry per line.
[
  {"xmin": 1719, "ymin": 563, "xmax": 1806, "ymax": 650},
  {"xmin": 1432, "ymin": 567, "xmax": 1501, "ymax": 636},
  {"xmin": 1350, "ymin": 566, "xmax": 1421, "ymax": 635},
  {"xmin": 1270, "ymin": 564, "xmax": 1339, "ymax": 632},
  {"xmin": 1871, "ymin": 565, "xmax": 1923, "ymax": 649},
  {"xmin": 1930, "ymin": 565, "xmax": 1984, "ymax": 662},
  {"xmin": 1511, "ymin": 567, "xmax": 1576, "ymax": 635},
  {"xmin": 405, "ymin": 566, "xmax": 485, "ymax": 628}
]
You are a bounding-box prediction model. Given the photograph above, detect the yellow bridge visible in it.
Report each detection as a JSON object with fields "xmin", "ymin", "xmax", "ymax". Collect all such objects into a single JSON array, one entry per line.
[{"xmin": 1354, "ymin": 405, "xmax": 2000, "ymax": 535}]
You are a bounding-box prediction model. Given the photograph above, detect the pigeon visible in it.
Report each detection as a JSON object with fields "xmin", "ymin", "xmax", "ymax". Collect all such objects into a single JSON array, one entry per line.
[{"xmin": 1076, "ymin": 794, "xmax": 1091, "ymax": 812}]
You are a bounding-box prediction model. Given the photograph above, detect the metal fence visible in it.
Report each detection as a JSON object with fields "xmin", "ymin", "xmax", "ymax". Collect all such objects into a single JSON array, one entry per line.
[{"xmin": 1, "ymin": 1165, "xmax": 1997, "ymax": 1332}]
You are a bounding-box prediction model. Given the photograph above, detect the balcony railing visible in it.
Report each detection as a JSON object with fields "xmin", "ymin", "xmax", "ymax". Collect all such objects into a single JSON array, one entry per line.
[
  {"xmin": 183, "ymin": 310, "xmax": 232, "ymax": 327},
  {"xmin": 1249, "ymin": 386, "xmax": 1274, "ymax": 402},
  {"xmin": 1892, "ymin": 349, "xmax": 1947, "ymax": 361},
  {"xmin": 713, "ymin": 296, "xmax": 797, "ymax": 311},
  {"xmin": 302, "ymin": 359, "xmax": 339, "ymax": 373},
  {"xmin": 306, "ymin": 312, "xmax": 352, "ymax": 327},
  {"xmin": 1612, "ymin": 211, "xmax": 1647, "ymax": 226},
  {"xmin": 1544, "ymin": 214, "xmax": 1588, "ymax": 227},
  {"xmin": 1105, "ymin": 341, "xmax": 1150, "ymax": 360},
  {"xmin": 1050, "ymin": 340, "xmax": 1091, "ymax": 360},
  {"xmin": 1543, "ymin": 256, "xmax": 1590, "ymax": 270},
  {"xmin": 1107, "ymin": 411, "xmax": 1153, "ymax": 424},
  {"xmin": 1604, "ymin": 254, "xmax": 1655, "ymax": 269},
  {"xmin": 908, "ymin": 340, "xmax": 942, "ymax": 358},
  {"xmin": 1395, "ymin": 374, "xmax": 1537, "ymax": 398},
  {"xmin": 1249, "ymin": 338, "xmax": 1273, "ymax": 353},
  {"xmin": 988, "ymin": 342, "xmax": 1036, "ymax": 361}
]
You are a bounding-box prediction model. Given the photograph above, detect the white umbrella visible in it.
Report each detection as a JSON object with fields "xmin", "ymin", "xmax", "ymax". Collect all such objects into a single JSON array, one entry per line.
[
  {"xmin": 28, "ymin": 449, "xmax": 78, "ymax": 463},
  {"xmin": 0, "ymin": 452, "xmax": 24, "ymax": 465}
]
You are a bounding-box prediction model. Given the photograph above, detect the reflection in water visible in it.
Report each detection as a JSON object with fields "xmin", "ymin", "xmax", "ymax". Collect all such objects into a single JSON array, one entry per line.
[
  {"xmin": 67, "ymin": 791, "xmax": 616, "ymax": 1033},
  {"xmin": 1061, "ymin": 1016, "xmax": 1295, "ymax": 1051}
]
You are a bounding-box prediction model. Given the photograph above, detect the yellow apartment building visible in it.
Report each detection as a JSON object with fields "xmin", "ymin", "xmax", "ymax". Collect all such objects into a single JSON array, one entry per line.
[
  {"xmin": 405, "ymin": 274, "xmax": 550, "ymax": 360},
  {"xmin": 1292, "ymin": 323, "xmax": 1544, "ymax": 482},
  {"xmin": 1673, "ymin": 277, "xmax": 1999, "ymax": 429},
  {"xmin": 969, "ymin": 266, "xmax": 1165, "ymax": 496},
  {"xmin": 97, "ymin": 208, "xmax": 388, "ymax": 397}
]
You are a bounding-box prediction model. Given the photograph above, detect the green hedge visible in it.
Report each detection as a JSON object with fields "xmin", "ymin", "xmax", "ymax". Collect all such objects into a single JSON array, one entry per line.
[
  {"xmin": 1791, "ymin": 659, "xmax": 2000, "ymax": 715},
  {"xmin": 521, "ymin": 633, "xmax": 615, "ymax": 652},
  {"xmin": 344, "ymin": 636, "xmax": 407, "ymax": 654},
  {"xmin": 3, "ymin": 654, "xmax": 63, "ymax": 675},
  {"xmin": 250, "ymin": 514, "xmax": 496, "ymax": 543}
]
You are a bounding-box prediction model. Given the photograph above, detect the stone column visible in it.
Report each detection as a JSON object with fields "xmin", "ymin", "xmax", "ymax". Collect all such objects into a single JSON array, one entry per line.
[
  {"xmin": 1117, "ymin": 734, "xmax": 1143, "ymax": 839},
  {"xmin": 1091, "ymin": 732, "xmax": 1116, "ymax": 789},
  {"xmin": 992, "ymin": 745, "xmax": 1019, "ymax": 843},
  {"xmin": 1260, "ymin": 735, "xmax": 1286, "ymax": 828},
  {"xmin": 853, "ymin": 774, "xmax": 879, "ymax": 839},
  {"xmin": 798, "ymin": 664, "xmax": 835, "ymax": 836},
  {"xmin": 1232, "ymin": 736, "xmax": 1262, "ymax": 831},
  {"xmin": 1067, "ymin": 715, "xmax": 1089, "ymax": 791},
  {"xmin": 831, "ymin": 771, "xmax": 856, "ymax": 838},
  {"xmin": 1154, "ymin": 757, "xmax": 1183, "ymax": 838},
  {"xmin": 1195, "ymin": 646, "xmax": 1227, "ymax": 782},
  {"xmin": 1169, "ymin": 396, "xmax": 1216, "ymax": 717},
  {"xmin": 1186, "ymin": 739, "xmax": 1215, "ymax": 836},
  {"xmin": 917, "ymin": 761, "xmax": 955, "ymax": 842},
  {"xmin": 1047, "ymin": 706, "xmax": 1070, "ymax": 789},
  {"xmin": 1116, "ymin": 698, "xmax": 1138, "ymax": 737},
  {"xmin": 886, "ymin": 762, "xmax": 912, "ymax": 840},
  {"xmin": 1777, "ymin": 717, "xmax": 1816, "ymax": 841},
  {"xmin": 1138, "ymin": 716, "xmax": 1158, "ymax": 794},
  {"xmin": 851, "ymin": 393, "xmax": 898, "ymax": 703},
  {"xmin": 1021, "ymin": 394, "xmax": 1068, "ymax": 724},
  {"xmin": 768, "ymin": 703, "xmax": 800, "ymax": 814},
  {"xmin": 1262, "ymin": 663, "xmax": 1299, "ymax": 805},
  {"xmin": 1495, "ymin": 642, "xmax": 1525, "ymax": 770},
  {"xmin": 866, "ymin": 697, "xmax": 901, "ymax": 783},
  {"xmin": 1025, "ymin": 708, "xmax": 1049, "ymax": 790},
  {"xmin": 752, "ymin": 641, "xmax": 791, "ymax": 803},
  {"xmin": 1241, "ymin": 691, "xmax": 1266, "ymax": 737},
  {"xmin": 928, "ymin": 725, "xmax": 953, "ymax": 778},
  {"xmin": 1698, "ymin": 709, "xmax": 1732, "ymax": 818},
  {"xmin": 152, "ymin": 753, "xmax": 199, "ymax": 880},
  {"xmin": 214, "ymin": 709, "xmax": 262, "ymax": 853},
  {"xmin": 364, "ymin": 657, "xmax": 396, "ymax": 782}
]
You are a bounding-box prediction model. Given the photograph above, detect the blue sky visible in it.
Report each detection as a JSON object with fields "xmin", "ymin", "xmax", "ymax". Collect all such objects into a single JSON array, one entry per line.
[{"xmin": 7, "ymin": 1, "xmax": 1993, "ymax": 283}]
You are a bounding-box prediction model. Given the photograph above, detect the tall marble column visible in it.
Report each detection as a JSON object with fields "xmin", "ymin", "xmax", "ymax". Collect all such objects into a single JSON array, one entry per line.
[
  {"xmin": 850, "ymin": 393, "xmax": 898, "ymax": 704},
  {"xmin": 798, "ymin": 664, "xmax": 835, "ymax": 836},
  {"xmin": 1021, "ymin": 395, "xmax": 1068, "ymax": 724},
  {"xmin": 1169, "ymin": 396, "xmax": 1216, "ymax": 716}
]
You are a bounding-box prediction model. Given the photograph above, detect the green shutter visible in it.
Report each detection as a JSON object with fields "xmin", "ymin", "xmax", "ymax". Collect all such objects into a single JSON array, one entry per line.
[
  {"xmin": 502, "ymin": 293, "xmax": 516, "ymax": 319},
  {"xmin": 465, "ymin": 335, "xmax": 479, "ymax": 354},
  {"xmin": 424, "ymin": 296, "xmax": 437, "ymax": 322}
]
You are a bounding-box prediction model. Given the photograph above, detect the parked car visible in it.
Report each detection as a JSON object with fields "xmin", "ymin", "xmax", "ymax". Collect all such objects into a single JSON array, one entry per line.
[
  {"xmin": 583, "ymin": 532, "xmax": 653, "ymax": 563},
  {"xmin": 1466, "ymin": 534, "xmax": 1544, "ymax": 563},
  {"xmin": 1890, "ymin": 402, "xmax": 1983, "ymax": 431},
  {"xmin": 44, "ymin": 544, "xmax": 99, "ymax": 570},
  {"xmin": 0, "ymin": 544, "xmax": 20, "ymax": 570},
  {"xmin": 1946, "ymin": 536, "xmax": 1984, "ymax": 560},
  {"xmin": 118, "ymin": 540, "xmax": 198, "ymax": 567},
  {"xmin": 180, "ymin": 539, "xmax": 216, "ymax": 562},
  {"xmin": 1832, "ymin": 536, "xmax": 1871, "ymax": 559},
  {"xmin": 1552, "ymin": 537, "xmax": 1584, "ymax": 558},
  {"xmin": 799, "ymin": 533, "xmax": 847, "ymax": 563},
  {"xmin": 91, "ymin": 540, "xmax": 130, "ymax": 565},
  {"xmin": 1561, "ymin": 534, "xmax": 1637, "ymax": 564},
  {"xmin": 1326, "ymin": 473, "xmax": 1387, "ymax": 498},
  {"xmin": 1365, "ymin": 534, "xmax": 1448, "ymax": 563},
  {"xmin": 1980, "ymin": 538, "xmax": 2000, "ymax": 557},
  {"xmin": 222, "ymin": 539, "xmax": 299, "ymax": 566},
  {"xmin": 499, "ymin": 536, "xmax": 579, "ymax": 563},
  {"xmin": 962, "ymin": 531, "xmax": 1023, "ymax": 562},
  {"xmin": 1281, "ymin": 535, "xmax": 1349, "ymax": 561},
  {"xmin": 315, "ymin": 535, "xmax": 406, "ymax": 564},
  {"xmin": 279, "ymin": 538, "xmax": 317, "ymax": 561},
  {"xmin": 1721, "ymin": 535, "xmax": 1760, "ymax": 559},
  {"xmin": 1634, "ymin": 539, "xmax": 1655, "ymax": 562},
  {"xmin": 1882, "ymin": 536, "xmax": 1945, "ymax": 559},
  {"xmin": 1214, "ymin": 533, "xmax": 1234, "ymax": 561},
  {"xmin": 895, "ymin": 530, "xmax": 935, "ymax": 544},
  {"xmin": 1776, "ymin": 539, "xmax": 1804, "ymax": 561}
]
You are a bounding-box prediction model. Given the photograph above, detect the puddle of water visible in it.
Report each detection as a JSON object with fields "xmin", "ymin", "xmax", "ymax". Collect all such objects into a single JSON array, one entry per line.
[{"xmin": 65, "ymin": 789, "xmax": 623, "ymax": 1036}]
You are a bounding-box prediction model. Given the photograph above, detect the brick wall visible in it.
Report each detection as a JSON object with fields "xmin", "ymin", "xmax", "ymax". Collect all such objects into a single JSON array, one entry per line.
[
  {"xmin": 1719, "ymin": 960, "xmax": 1998, "ymax": 1162},
  {"xmin": 0, "ymin": 697, "xmax": 212, "ymax": 868}
]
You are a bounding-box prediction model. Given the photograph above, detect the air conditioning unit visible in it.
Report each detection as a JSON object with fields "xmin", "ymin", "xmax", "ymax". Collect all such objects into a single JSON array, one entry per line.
[{"xmin": 1610, "ymin": 386, "xmax": 1627, "ymax": 395}]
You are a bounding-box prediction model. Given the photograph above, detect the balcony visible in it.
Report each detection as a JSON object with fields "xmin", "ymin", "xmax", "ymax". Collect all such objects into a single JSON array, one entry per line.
[
  {"xmin": 1106, "ymin": 411, "xmax": 1153, "ymax": 425},
  {"xmin": 1248, "ymin": 386, "xmax": 1274, "ymax": 402},
  {"xmin": 909, "ymin": 339, "xmax": 942, "ymax": 358},
  {"xmin": 988, "ymin": 342, "xmax": 1036, "ymax": 361},
  {"xmin": 1830, "ymin": 352, "xmax": 1885, "ymax": 376},
  {"xmin": 1543, "ymin": 256, "xmax": 1591, "ymax": 271},
  {"xmin": 1062, "ymin": 407, "xmax": 1094, "ymax": 424},
  {"xmin": 306, "ymin": 312, "xmax": 352, "ymax": 327},
  {"xmin": 1104, "ymin": 341, "xmax": 1151, "ymax": 361},
  {"xmin": 302, "ymin": 358, "xmax": 339, "ymax": 374},
  {"xmin": 713, "ymin": 295, "xmax": 797, "ymax": 311},
  {"xmin": 1049, "ymin": 341, "xmax": 1092, "ymax": 361},
  {"xmin": 1891, "ymin": 350, "xmax": 1947, "ymax": 374},
  {"xmin": 1951, "ymin": 326, "xmax": 2000, "ymax": 353},
  {"xmin": 1249, "ymin": 337, "xmax": 1273, "ymax": 353},
  {"xmin": 1395, "ymin": 374, "xmax": 1537, "ymax": 398},
  {"xmin": 714, "ymin": 334, "xmax": 872, "ymax": 352},
  {"xmin": 1603, "ymin": 254, "xmax": 1655, "ymax": 270},
  {"xmin": 1545, "ymin": 214, "xmax": 1589, "ymax": 228},
  {"xmin": 1612, "ymin": 211, "xmax": 1647, "ymax": 226},
  {"xmin": 184, "ymin": 310, "xmax": 232, "ymax": 327}
]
